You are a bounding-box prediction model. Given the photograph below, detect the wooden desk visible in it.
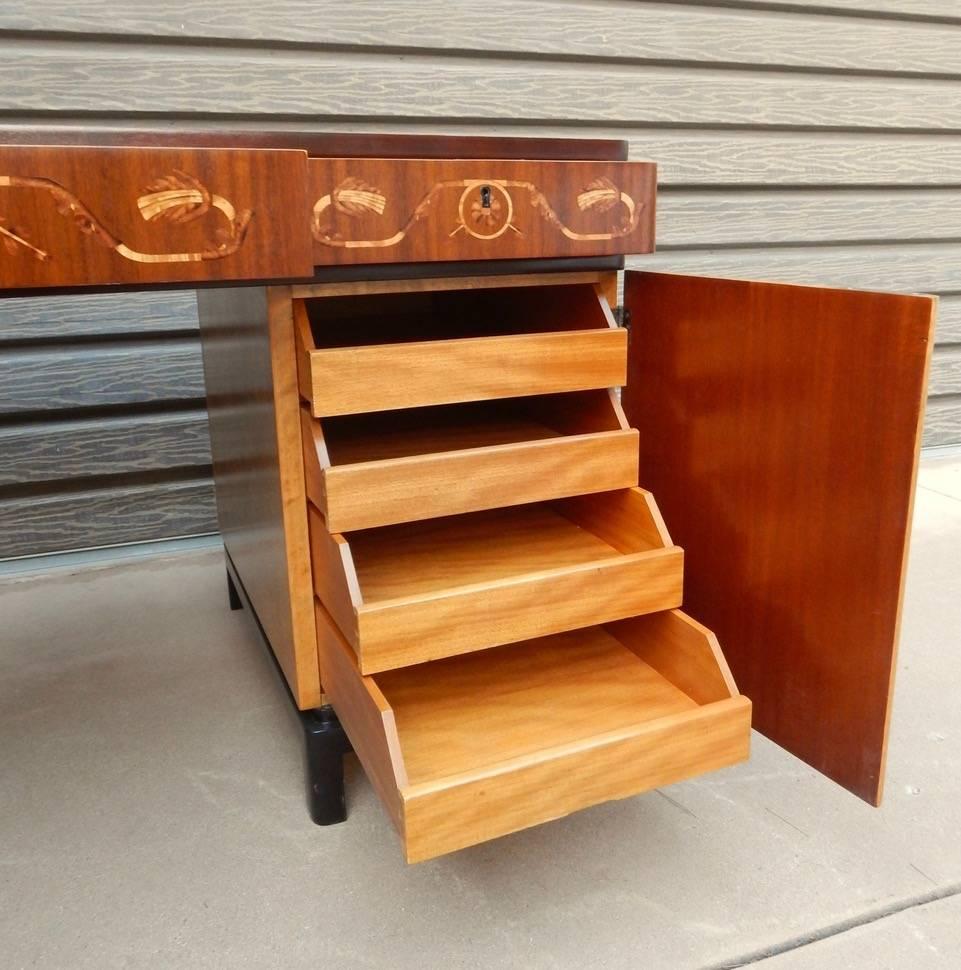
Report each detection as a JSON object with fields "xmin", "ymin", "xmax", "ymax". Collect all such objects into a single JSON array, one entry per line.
[{"xmin": 0, "ymin": 130, "xmax": 934, "ymax": 862}]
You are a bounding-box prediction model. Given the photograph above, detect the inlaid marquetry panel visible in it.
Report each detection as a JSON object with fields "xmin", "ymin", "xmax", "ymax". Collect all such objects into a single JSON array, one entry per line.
[
  {"xmin": 308, "ymin": 158, "xmax": 656, "ymax": 266},
  {"xmin": 0, "ymin": 145, "xmax": 311, "ymax": 289}
]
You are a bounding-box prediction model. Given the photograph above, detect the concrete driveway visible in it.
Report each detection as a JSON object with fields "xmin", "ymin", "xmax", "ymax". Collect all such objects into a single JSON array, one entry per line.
[{"xmin": 2, "ymin": 457, "xmax": 959, "ymax": 969}]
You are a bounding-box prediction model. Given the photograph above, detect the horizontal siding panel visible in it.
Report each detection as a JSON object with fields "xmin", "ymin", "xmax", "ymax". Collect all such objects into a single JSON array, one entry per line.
[
  {"xmin": 930, "ymin": 346, "xmax": 961, "ymax": 396},
  {"xmin": 0, "ymin": 339, "xmax": 204, "ymax": 414},
  {"xmin": 658, "ymin": 188, "xmax": 961, "ymax": 246},
  {"xmin": 632, "ymin": 243, "xmax": 959, "ymax": 293},
  {"xmin": 630, "ymin": 132, "xmax": 961, "ymax": 186},
  {"xmin": 935, "ymin": 297, "xmax": 961, "ymax": 344},
  {"xmin": 5, "ymin": 47, "xmax": 961, "ymax": 131},
  {"xmin": 924, "ymin": 398, "xmax": 961, "ymax": 447},
  {"xmin": 758, "ymin": 1, "xmax": 961, "ymax": 18},
  {"xmin": 0, "ymin": 410, "xmax": 210, "ymax": 486},
  {"xmin": 0, "ymin": 478, "xmax": 216, "ymax": 559},
  {"xmin": 0, "ymin": 291, "xmax": 197, "ymax": 341},
  {"xmin": 1, "ymin": 2, "xmax": 959, "ymax": 75}
]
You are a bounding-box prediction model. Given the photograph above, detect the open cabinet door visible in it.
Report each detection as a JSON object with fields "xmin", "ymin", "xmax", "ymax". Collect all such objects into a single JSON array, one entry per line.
[{"xmin": 622, "ymin": 272, "xmax": 936, "ymax": 805}]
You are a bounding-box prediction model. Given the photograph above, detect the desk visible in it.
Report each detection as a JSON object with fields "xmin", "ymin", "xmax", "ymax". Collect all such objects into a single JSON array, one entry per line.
[{"xmin": 0, "ymin": 129, "xmax": 934, "ymax": 862}]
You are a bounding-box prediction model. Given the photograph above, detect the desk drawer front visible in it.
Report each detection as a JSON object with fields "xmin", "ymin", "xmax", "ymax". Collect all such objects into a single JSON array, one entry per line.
[
  {"xmin": 309, "ymin": 489, "xmax": 683, "ymax": 674},
  {"xmin": 303, "ymin": 329, "xmax": 627, "ymax": 417},
  {"xmin": 294, "ymin": 279, "xmax": 626, "ymax": 417},
  {"xmin": 302, "ymin": 392, "xmax": 640, "ymax": 533},
  {"xmin": 308, "ymin": 158, "xmax": 656, "ymax": 266},
  {"xmin": 0, "ymin": 145, "xmax": 311, "ymax": 290}
]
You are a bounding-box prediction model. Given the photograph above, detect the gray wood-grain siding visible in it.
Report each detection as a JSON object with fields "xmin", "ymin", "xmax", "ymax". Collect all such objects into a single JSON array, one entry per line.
[
  {"xmin": 0, "ymin": 288, "xmax": 212, "ymax": 558},
  {"xmin": 0, "ymin": 480, "xmax": 217, "ymax": 559},
  {"xmin": 1, "ymin": 0, "xmax": 959, "ymax": 558},
  {"xmin": 0, "ymin": 292, "xmax": 198, "ymax": 341},
  {"xmin": 0, "ymin": 411, "xmax": 211, "ymax": 487}
]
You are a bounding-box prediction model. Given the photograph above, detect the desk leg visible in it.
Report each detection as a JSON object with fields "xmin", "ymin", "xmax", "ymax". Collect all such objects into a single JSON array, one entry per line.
[
  {"xmin": 303, "ymin": 705, "xmax": 351, "ymax": 825},
  {"xmin": 225, "ymin": 557, "xmax": 351, "ymax": 826},
  {"xmin": 226, "ymin": 570, "xmax": 243, "ymax": 611}
]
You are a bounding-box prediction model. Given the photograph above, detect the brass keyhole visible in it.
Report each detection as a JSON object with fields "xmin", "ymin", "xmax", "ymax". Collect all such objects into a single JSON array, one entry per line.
[{"xmin": 480, "ymin": 185, "xmax": 492, "ymax": 209}]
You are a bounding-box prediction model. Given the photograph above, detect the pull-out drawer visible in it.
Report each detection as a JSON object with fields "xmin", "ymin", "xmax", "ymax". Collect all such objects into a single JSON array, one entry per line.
[
  {"xmin": 318, "ymin": 603, "xmax": 752, "ymax": 863},
  {"xmin": 301, "ymin": 391, "xmax": 639, "ymax": 532},
  {"xmin": 294, "ymin": 281, "xmax": 624, "ymax": 417},
  {"xmin": 309, "ymin": 488, "xmax": 684, "ymax": 673}
]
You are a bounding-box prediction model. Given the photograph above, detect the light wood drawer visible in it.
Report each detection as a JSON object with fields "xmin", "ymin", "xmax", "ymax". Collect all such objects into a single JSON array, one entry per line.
[
  {"xmin": 293, "ymin": 280, "xmax": 625, "ymax": 417},
  {"xmin": 309, "ymin": 488, "xmax": 683, "ymax": 674},
  {"xmin": 301, "ymin": 391, "xmax": 639, "ymax": 532},
  {"xmin": 317, "ymin": 603, "xmax": 752, "ymax": 863}
]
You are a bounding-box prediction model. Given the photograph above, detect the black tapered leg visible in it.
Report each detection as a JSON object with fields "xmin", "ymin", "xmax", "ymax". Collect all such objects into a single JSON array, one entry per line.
[
  {"xmin": 303, "ymin": 705, "xmax": 351, "ymax": 825},
  {"xmin": 226, "ymin": 568, "xmax": 243, "ymax": 611}
]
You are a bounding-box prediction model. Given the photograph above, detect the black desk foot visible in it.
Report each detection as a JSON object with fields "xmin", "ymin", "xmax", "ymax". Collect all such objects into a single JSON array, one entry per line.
[
  {"xmin": 226, "ymin": 569, "xmax": 243, "ymax": 611},
  {"xmin": 303, "ymin": 705, "xmax": 351, "ymax": 825}
]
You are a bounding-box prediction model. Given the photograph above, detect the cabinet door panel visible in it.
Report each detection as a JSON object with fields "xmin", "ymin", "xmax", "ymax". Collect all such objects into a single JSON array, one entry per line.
[{"xmin": 623, "ymin": 271, "xmax": 935, "ymax": 804}]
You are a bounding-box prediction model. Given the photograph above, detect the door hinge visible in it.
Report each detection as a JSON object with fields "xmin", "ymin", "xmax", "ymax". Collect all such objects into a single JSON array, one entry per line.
[{"xmin": 613, "ymin": 306, "xmax": 631, "ymax": 329}]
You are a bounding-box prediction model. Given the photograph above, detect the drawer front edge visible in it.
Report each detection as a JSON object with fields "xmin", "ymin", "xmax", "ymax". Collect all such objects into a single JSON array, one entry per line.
[{"xmin": 402, "ymin": 696, "xmax": 752, "ymax": 863}]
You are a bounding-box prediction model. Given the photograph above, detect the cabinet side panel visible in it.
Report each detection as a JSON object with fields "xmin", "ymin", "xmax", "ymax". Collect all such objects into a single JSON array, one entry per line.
[
  {"xmin": 623, "ymin": 271, "xmax": 935, "ymax": 805},
  {"xmin": 197, "ymin": 286, "xmax": 320, "ymax": 708}
]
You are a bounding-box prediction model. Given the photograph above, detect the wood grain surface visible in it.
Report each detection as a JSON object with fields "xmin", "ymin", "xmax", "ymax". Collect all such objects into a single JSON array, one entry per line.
[
  {"xmin": 314, "ymin": 599, "xmax": 407, "ymax": 830},
  {"xmin": 321, "ymin": 401, "xmax": 569, "ymax": 464},
  {"xmin": 609, "ymin": 610, "xmax": 739, "ymax": 707},
  {"xmin": 350, "ymin": 504, "xmax": 633, "ymax": 601},
  {"xmin": 0, "ymin": 126, "xmax": 626, "ymax": 162},
  {"xmin": 308, "ymin": 158, "xmax": 655, "ymax": 265},
  {"xmin": 401, "ymin": 695, "xmax": 750, "ymax": 863},
  {"xmin": 324, "ymin": 430, "xmax": 637, "ymax": 531},
  {"xmin": 312, "ymin": 496, "xmax": 684, "ymax": 674},
  {"xmin": 623, "ymin": 271, "xmax": 935, "ymax": 804},
  {"xmin": 292, "ymin": 270, "xmax": 611, "ymax": 301},
  {"xmin": 384, "ymin": 628, "xmax": 701, "ymax": 785},
  {"xmin": 315, "ymin": 598, "xmax": 750, "ymax": 863},
  {"xmin": 295, "ymin": 278, "xmax": 626, "ymax": 417},
  {"xmin": 308, "ymin": 504, "xmax": 361, "ymax": 648},
  {"xmin": 197, "ymin": 286, "xmax": 320, "ymax": 708},
  {"xmin": 302, "ymin": 329, "xmax": 627, "ymax": 418},
  {"xmin": 0, "ymin": 145, "xmax": 310, "ymax": 290}
]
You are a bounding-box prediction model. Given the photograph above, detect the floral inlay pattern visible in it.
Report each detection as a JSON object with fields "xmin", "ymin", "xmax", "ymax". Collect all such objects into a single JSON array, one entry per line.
[{"xmin": 312, "ymin": 177, "xmax": 641, "ymax": 249}]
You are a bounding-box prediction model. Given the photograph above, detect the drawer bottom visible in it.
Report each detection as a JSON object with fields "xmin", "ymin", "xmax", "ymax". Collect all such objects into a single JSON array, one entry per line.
[{"xmin": 317, "ymin": 601, "xmax": 751, "ymax": 863}]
